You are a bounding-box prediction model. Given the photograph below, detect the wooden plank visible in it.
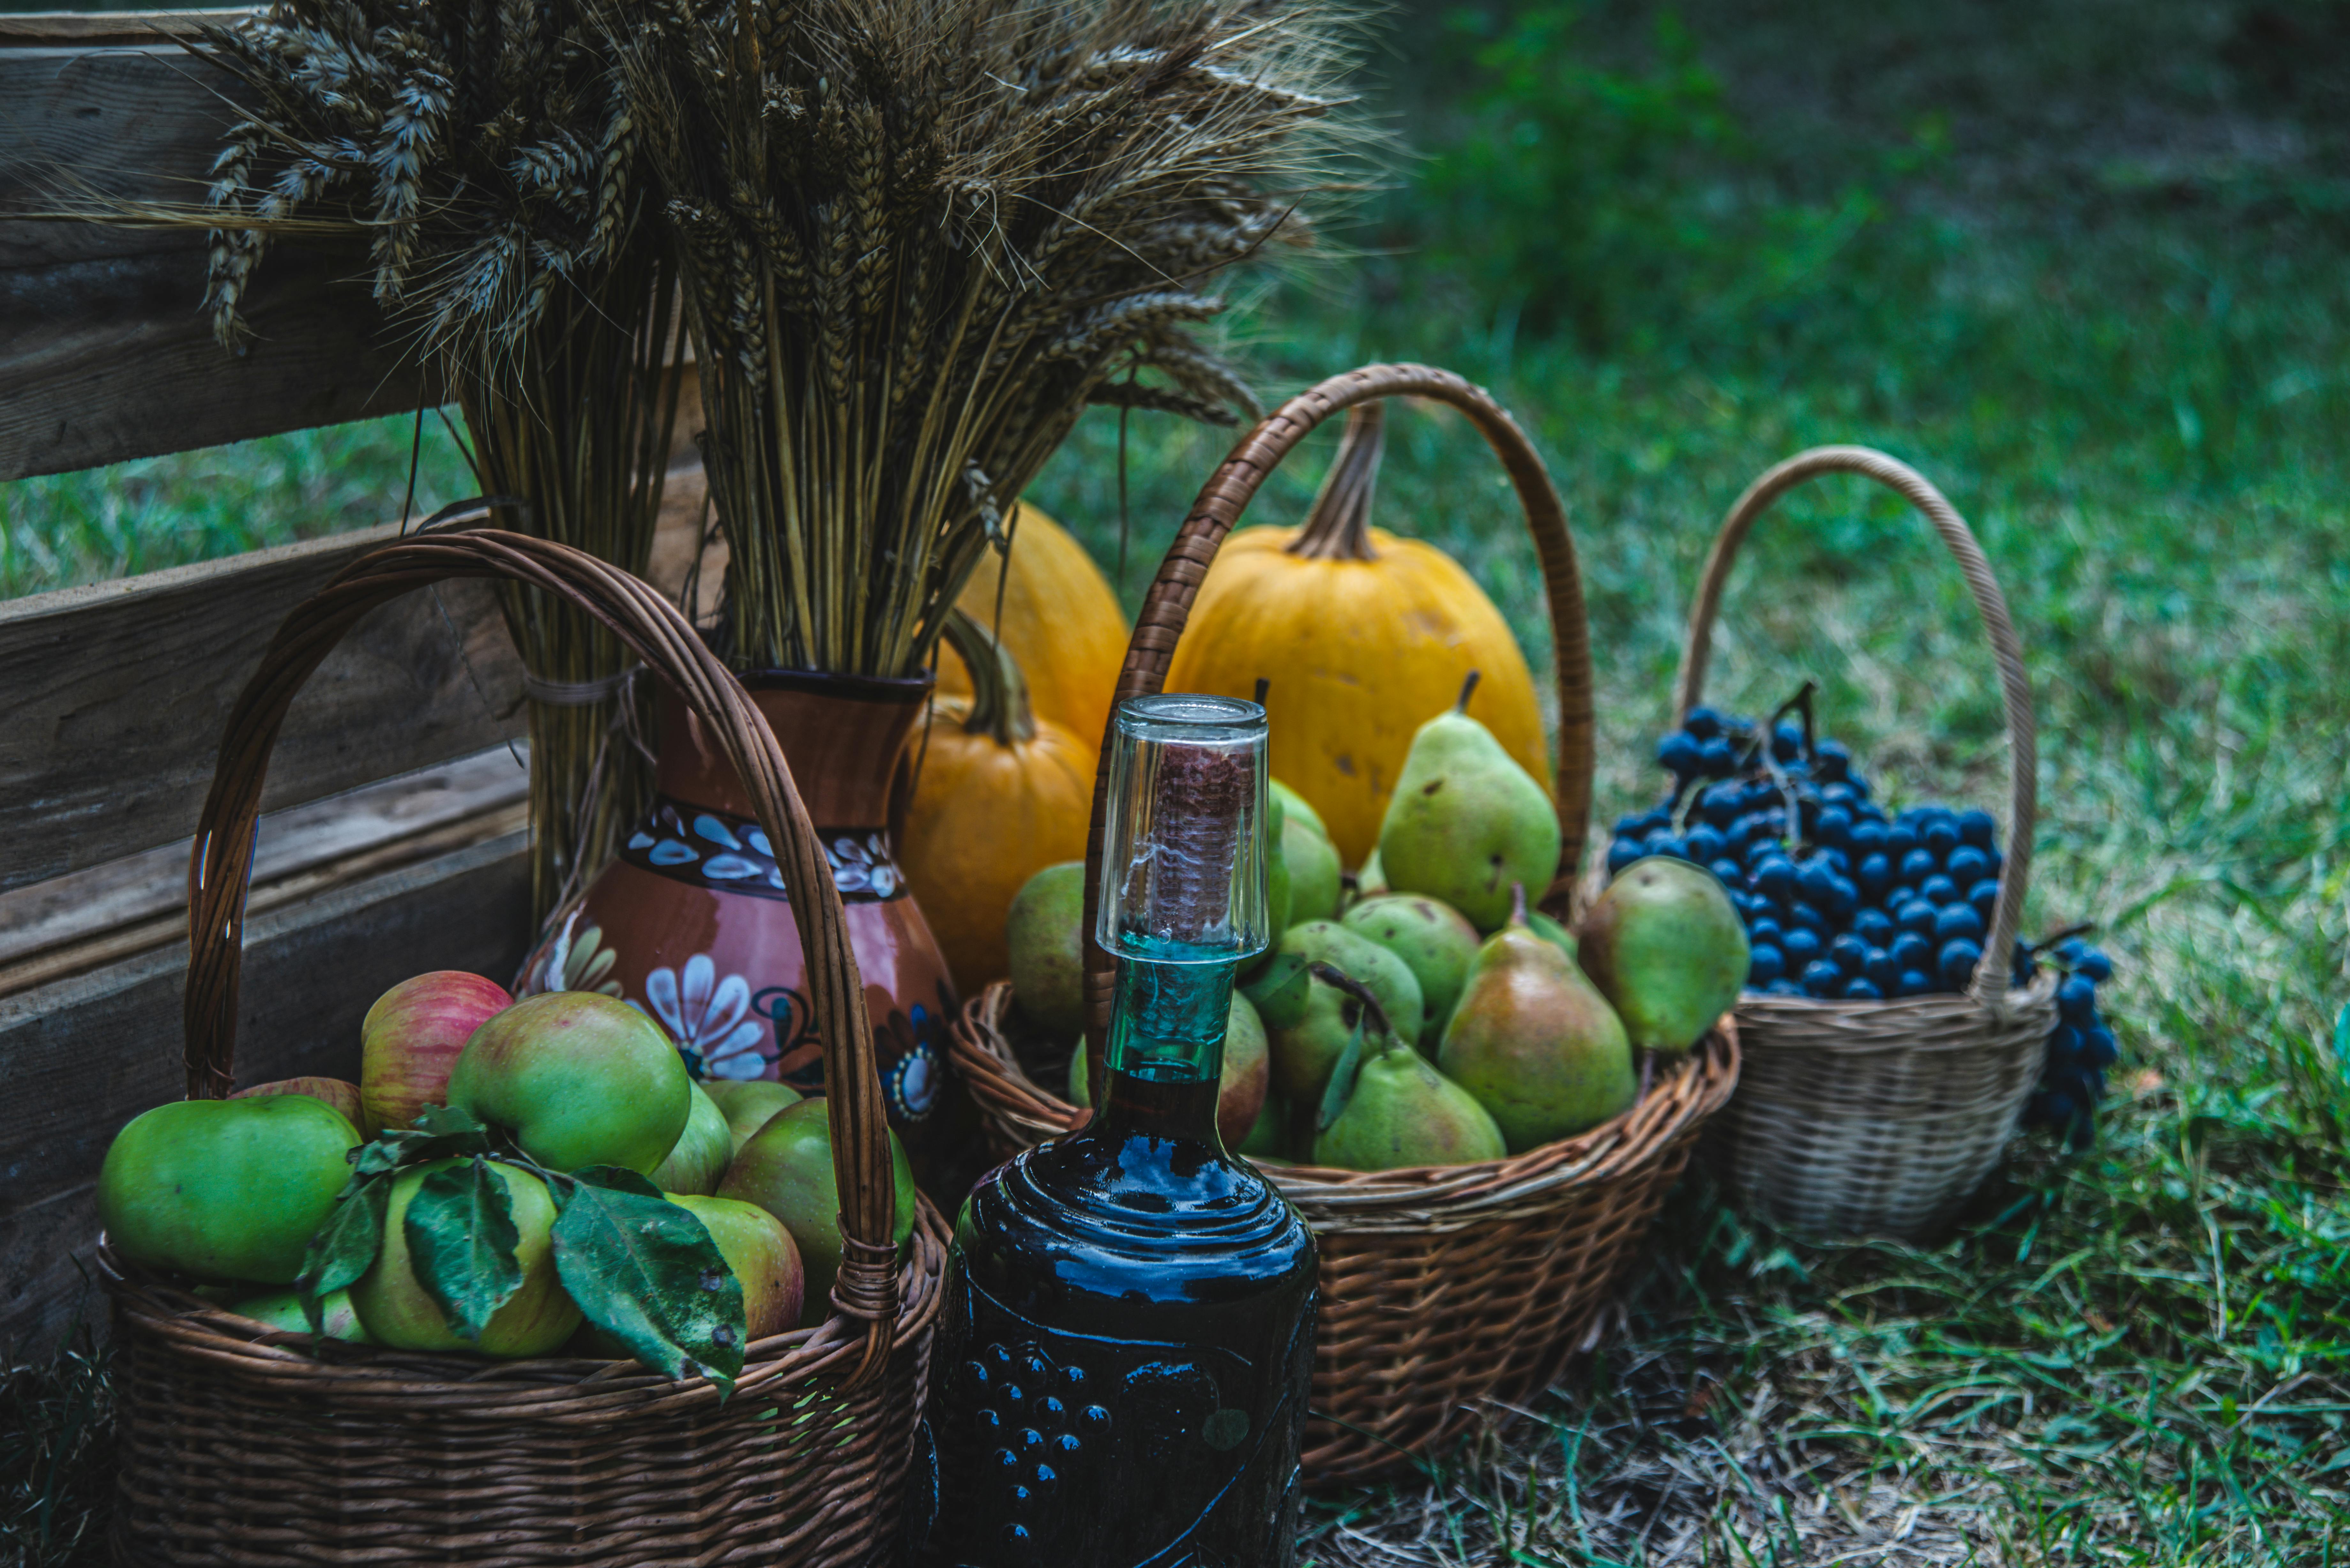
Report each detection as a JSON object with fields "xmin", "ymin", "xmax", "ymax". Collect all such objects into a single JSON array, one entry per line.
[
  {"xmin": 0, "ymin": 828, "xmax": 531, "ymax": 1350},
  {"xmin": 0, "ymin": 31, "xmax": 432, "ymax": 476},
  {"xmin": 0, "ymin": 742, "xmax": 530, "ymax": 984},
  {"xmin": 0, "ymin": 520, "xmax": 527, "ymax": 895},
  {"xmin": 0, "ymin": 12, "xmax": 250, "ymax": 45}
]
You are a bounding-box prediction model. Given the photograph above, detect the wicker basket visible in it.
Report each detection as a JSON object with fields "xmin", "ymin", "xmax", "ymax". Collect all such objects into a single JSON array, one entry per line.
[
  {"xmin": 103, "ymin": 529, "xmax": 945, "ymax": 1567},
  {"xmin": 946, "ymin": 362, "xmax": 1742, "ymax": 1483},
  {"xmin": 1674, "ymin": 446, "xmax": 2058, "ymax": 1240}
]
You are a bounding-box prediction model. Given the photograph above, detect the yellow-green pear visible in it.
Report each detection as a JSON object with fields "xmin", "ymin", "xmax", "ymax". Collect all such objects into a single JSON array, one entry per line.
[
  {"xmin": 1242, "ymin": 921, "xmax": 1424, "ymax": 1105},
  {"xmin": 1271, "ymin": 780, "xmax": 1330, "ymax": 843},
  {"xmin": 1377, "ymin": 675, "xmax": 1560, "ymax": 931},
  {"xmin": 1439, "ymin": 887, "xmax": 1636, "ymax": 1151},
  {"xmin": 1283, "ymin": 813, "xmax": 1343, "ymax": 925},
  {"xmin": 1006, "ymin": 863, "xmax": 1088, "ymax": 1038},
  {"xmin": 1577, "ymin": 858, "xmax": 1748, "ymax": 1056},
  {"xmin": 1341, "ymin": 893, "xmax": 1482, "ymax": 1052},
  {"xmin": 1310, "ymin": 974, "xmax": 1505, "ymax": 1171}
]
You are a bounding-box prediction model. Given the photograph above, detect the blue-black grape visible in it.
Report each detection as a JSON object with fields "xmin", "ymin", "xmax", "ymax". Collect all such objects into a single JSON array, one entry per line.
[
  {"xmin": 1814, "ymin": 739, "xmax": 1852, "ymax": 781},
  {"xmin": 1765, "ymin": 978, "xmax": 1805, "ymax": 997},
  {"xmin": 1920, "ymin": 874, "xmax": 1959, "ymax": 907},
  {"xmin": 1607, "ymin": 838, "xmax": 1644, "ymax": 874},
  {"xmin": 1748, "ymin": 945, "xmax": 1785, "ymax": 986},
  {"xmin": 2075, "ymin": 949, "xmax": 2113, "ymax": 983},
  {"xmin": 2084, "ymin": 1025, "xmax": 2118, "ymax": 1067},
  {"xmin": 1857, "ymin": 853, "xmax": 1894, "ymax": 894},
  {"xmin": 1890, "ymin": 931, "xmax": 1933, "ymax": 971},
  {"xmin": 1787, "ymin": 900, "xmax": 1828, "ymax": 934},
  {"xmin": 1801, "ymin": 959, "xmax": 1844, "ymax": 996},
  {"xmin": 1896, "ymin": 900, "xmax": 1938, "ymax": 936},
  {"xmin": 1885, "ymin": 822, "xmax": 1920, "ymax": 861},
  {"xmin": 1700, "ymin": 781, "xmax": 1743, "ymax": 826},
  {"xmin": 1898, "ymin": 847, "xmax": 1937, "ymax": 884},
  {"xmin": 1945, "ymin": 845, "xmax": 1990, "ymax": 885},
  {"xmin": 1710, "ymin": 857, "xmax": 1747, "ymax": 890},
  {"xmin": 1957, "ymin": 808, "xmax": 1997, "ymax": 848},
  {"xmin": 1686, "ymin": 824, "xmax": 1727, "ymax": 863},
  {"xmin": 1815, "ymin": 806, "xmax": 1853, "ymax": 849},
  {"xmin": 1782, "ymin": 928, "xmax": 1823, "ymax": 966},
  {"xmin": 2048, "ymin": 1023, "xmax": 2082, "ymax": 1061},
  {"xmin": 1934, "ymin": 904, "xmax": 1985, "ymax": 945},
  {"xmin": 1748, "ymin": 916, "xmax": 1784, "ymax": 947},
  {"xmin": 1684, "ymin": 706, "xmax": 1724, "ymax": 741},
  {"xmin": 1864, "ymin": 946, "xmax": 1899, "ymax": 988},
  {"xmin": 1969, "ymin": 879, "xmax": 2000, "ymax": 924},
  {"xmin": 1645, "ymin": 830, "xmax": 1688, "ymax": 861},
  {"xmin": 1658, "ymin": 732, "xmax": 1702, "ymax": 777},
  {"xmin": 1923, "ymin": 817, "xmax": 1960, "ymax": 858},
  {"xmin": 1850, "ymin": 820, "xmax": 1887, "ymax": 856},
  {"xmin": 1939, "ymin": 937, "xmax": 1984, "ymax": 987},
  {"xmin": 1896, "ymin": 969, "xmax": 1933, "ymax": 997},
  {"xmin": 1699, "ymin": 736, "xmax": 1737, "ymax": 777},
  {"xmin": 1853, "ymin": 908, "xmax": 1894, "ymax": 947},
  {"xmin": 2057, "ymin": 976, "xmax": 2098, "ymax": 1025},
  {"xmin": 1772, "ymin": 722, "xmax": 1804, "ymax": 763},
  {"xmin": 1842, "ymin": 976, "xmax": 1884, "ymax": 1000},
  {"xmin": 1753, "ymin": 856, "xmax": 1796, "ymax": 901},
  {"xmin": 1828, "ymin": 932, "xmax": 1869, "ymax": 970}
]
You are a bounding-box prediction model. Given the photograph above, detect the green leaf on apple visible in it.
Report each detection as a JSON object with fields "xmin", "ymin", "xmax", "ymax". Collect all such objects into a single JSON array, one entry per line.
[
  {"xmin": 295, "ymin": 1171, "xmax": 390, "ymax": 1334},
  {"xmin": 550, "ymin": 1167, "xmax": 746, "ymax": 1396},
  {"xmin": 405, "ymin": 1157, "xmax": 524, "ymax": 1342}
]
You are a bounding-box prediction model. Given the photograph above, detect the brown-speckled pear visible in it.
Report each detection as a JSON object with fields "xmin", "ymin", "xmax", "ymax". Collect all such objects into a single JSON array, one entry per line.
[
  {"xmin": 1240, "ymin": 921, "xmax": 1424, "ymax": 1105},
  {"xmin": 1341, "ymin": 893, "xmax": 1482, "ymax": 1052},
  {"xmin": 1376, "ymin": 675, "xmax": 1561, "ymax": 932},
  {"xmin": 1576, "ymin": 858, "xmax": 1748, "ymax": 1056},
  {"xmin": 1439, "ymin": 887, "xmax": 1636, "ymax": 1152},
  {"xmin": 1311, "ymin": 977, "xmax": 1505, "ymax": 1172}
]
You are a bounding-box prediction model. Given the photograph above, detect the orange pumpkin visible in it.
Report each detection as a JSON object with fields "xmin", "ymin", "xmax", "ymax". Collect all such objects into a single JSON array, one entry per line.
[
  {"xmin": 937, "ymin": 503, "xmax": 1127, "ymax": 752},
  {"xmin": 903, "ymin": 609, "xmax": 1097, "ymax": 991},
  {"xmin": 1162, "ymin": 404, "xmax": 1550, "ymax": 868}
]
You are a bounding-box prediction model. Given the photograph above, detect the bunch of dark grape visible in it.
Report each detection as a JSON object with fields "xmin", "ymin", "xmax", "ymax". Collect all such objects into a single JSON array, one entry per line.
[
  {"xmin": 2011, "ymin": 934, "xmax": 2119, "ymax": 1147},
  {"xmin": 1606, "ymin": 704, "xmax": 2007, "ymax": 1000}
]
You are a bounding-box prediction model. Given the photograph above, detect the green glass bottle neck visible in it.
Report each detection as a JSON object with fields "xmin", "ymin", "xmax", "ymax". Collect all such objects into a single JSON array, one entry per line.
[{"xmin": 1097, "ymin": 954, "xmax": 1236, "ymax": 1143}]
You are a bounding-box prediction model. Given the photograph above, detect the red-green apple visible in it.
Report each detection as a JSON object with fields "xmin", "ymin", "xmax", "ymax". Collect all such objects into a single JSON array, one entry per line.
[
  {"xmin": 230, "ymin": 1286, "xmax": 374, "ymax": 1343},
  {"xmin": 649, "ymin": 1081, "xmax": 733, "ymax": 1196},
  {"xmin": 716, "ymin": 1099, "xmax": 915, "ymax": 1327},
  {"xmin": 232, "ymin": 1076, "xmax": 366, "ymax": 1130},
  {"xmin": 361, "ymin": 971, "xmax": 513, "ymax": 1136},
  {"xmin": 98, "ymin": 1095, "xmax": 359, "ymax": 1283},
  {"xmin": 349, "ymin": 1159, "xmax": 580, "ymax": 1356},
  {"xmin": 704, "ymin": 1081, "xmax": 804, "ymax": 1154},
  {"xmin": 446, "ymin": 992, "xmax": 689, "ymax": 1174}
]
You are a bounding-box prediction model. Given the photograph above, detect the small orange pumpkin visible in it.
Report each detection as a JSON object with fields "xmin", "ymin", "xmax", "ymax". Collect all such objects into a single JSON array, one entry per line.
[
  {"xmin": 902, "ymin": 609, "xmax": 1097, "ymax": 991},
  {"xmin": 1162, "ymin": 403, "xmax": 1551, "ymax": 867},
  {"xmin": 937, "ymin": 502, "xmax": 1128, "ymax": 752}
]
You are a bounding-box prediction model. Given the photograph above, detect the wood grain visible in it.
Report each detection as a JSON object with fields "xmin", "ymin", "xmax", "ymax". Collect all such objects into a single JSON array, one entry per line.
[
  {"xmin": 0, "ymin": 34, "xmax": 432, "ymax": 477},
  {"xmin": 0, "ymin": 830, "xmax": 531, "ymax": 1349},
  {"xmin": 0, "ymin": 521, "xmax": 527, "ymax": 895}
]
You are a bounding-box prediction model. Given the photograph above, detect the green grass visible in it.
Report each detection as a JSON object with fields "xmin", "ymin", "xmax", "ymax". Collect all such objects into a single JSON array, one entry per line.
[{"xmin": 6, "ymin": 0, "xmax": 2349, "ymax": 1560}]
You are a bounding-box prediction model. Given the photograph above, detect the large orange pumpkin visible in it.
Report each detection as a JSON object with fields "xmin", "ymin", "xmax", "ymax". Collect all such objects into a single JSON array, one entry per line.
[
  {"xmin": 903, "ymin": 610, "xmax": 1097, "ymax": 991},
  {"xmin": 937, "ymin": 502, "xmax": 1128, "ymax": 753},
  {"xmin": 1162, "ymin": 404, "xmax": 1550, "ymax": 868}
]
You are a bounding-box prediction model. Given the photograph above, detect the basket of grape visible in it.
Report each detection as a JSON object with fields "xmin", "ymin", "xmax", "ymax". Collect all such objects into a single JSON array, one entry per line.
[
  {"xmin": 1614, "ymin": 445, "xmax": 2064, "ymax": 1240},
  {"xmin": 90, "ymin": 530, "xmax": 944, "ymax": 1565},
  {"xmin": 947, "ymin": 364, "xmax": 1741, "ymax": 1482}
]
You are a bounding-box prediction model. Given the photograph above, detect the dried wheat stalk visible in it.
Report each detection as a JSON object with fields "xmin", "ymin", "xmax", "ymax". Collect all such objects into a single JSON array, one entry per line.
[
  {"xmin": 184, "ymin": 0, "xmax": 685, "ymax": 918},
  {"xmin": 604, "ymin": 0, "xmax": 1366, "ymax": 676}
]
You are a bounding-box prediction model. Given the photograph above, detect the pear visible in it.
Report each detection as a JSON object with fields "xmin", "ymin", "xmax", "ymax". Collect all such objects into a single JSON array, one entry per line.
[
  {"xmin": 1284, "ymin": 813, "xmax": 1343, "ymax": 925},
  {"xmin": 1440, "ymin": 886, "xmax": 1636, "ymax": 1151},
  {"xmin": 1006, "ymin": 862, "xmax": 1088, "ymax": 1038},
  {"xmin": 1377, "ymin": 675, "xmax": 1561, "ymax": 931},
  {"xmin": 1527, "ymin": 910, "xmax": 1578, "ymax": 963},
  {"xmin": 1242, "ymin": 921, "xmax": 1424, "ymax": 1104},
  {"xmin": 1310, "ymin": 971, "xmax": 1506, "ymax": 1172},
  {"xmin": 1238, "ymin": 1088, "xmax": 1290, "ymax": 1159},
  {"xmin": 1577, "ymin": 858, "xmax": 1749, "ymax": 1056},
  {"xmin": 1069, "ymin": 991, "xmax": 1266, "ymax": 1148},
  {"xmin": 1341, "ymin": 893, "xmax": 1482, "ymax": 1052},
  {"xmin": 1272, "ymin": 780, "xmax": 1330, "ymax": 844},
  {"xmin": 1351, "ymin": 847, "xmax": 1389, "ymax": 902}
]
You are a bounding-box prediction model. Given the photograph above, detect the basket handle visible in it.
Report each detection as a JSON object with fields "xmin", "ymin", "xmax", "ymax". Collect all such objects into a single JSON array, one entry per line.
[
  {"xmin": 1080, "ymin": 363, "xmax": 1594, "ymax": 1042},
  {"xmin": 1671, "ymin": 446, "xmax": 2037, "ymax": 1006},
  {"xmin": 180, "ymin": 529, "xmax": 902, "ymax": 1379}
]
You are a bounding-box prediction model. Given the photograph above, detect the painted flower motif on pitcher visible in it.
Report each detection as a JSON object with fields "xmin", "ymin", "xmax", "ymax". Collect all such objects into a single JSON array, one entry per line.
[
  {"xmin": 521, "ymin": 909, "xmax": 625, "ymax": 998},
  {"xmin": 639, "ymin": 954, "xmax": 772, "ymax": 1080}
]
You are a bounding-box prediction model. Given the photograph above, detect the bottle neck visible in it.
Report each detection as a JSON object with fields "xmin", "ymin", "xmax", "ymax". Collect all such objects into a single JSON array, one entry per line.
[{"xmin": 1095, "ymin": 954, "xmax": 1235, "ymax": 1147}]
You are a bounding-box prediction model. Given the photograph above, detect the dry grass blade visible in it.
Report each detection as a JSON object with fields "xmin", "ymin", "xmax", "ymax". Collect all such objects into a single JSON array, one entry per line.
[{"xmin": 603, "ymin": 0, "xmax": 1374, "ymax": 677}]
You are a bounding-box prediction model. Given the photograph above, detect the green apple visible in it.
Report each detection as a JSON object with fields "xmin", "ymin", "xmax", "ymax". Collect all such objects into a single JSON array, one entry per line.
[
  {"xmin": 361, "ymin": 971, "xmax": 514, "ymax": 1137},
  {"xmin": 447, "ymin": 992, "xmax": 689, "ymax": 1174},
  {"xmin": 717, "ymin": 1099, "xmax": 915, "ymax": 1328},
  {"xmin": 349, "ymin": 1159, "xmax": 581, "ymax": 1356},
  {"xmin": 650, "ymin": 1080, "xmax": 734, "ymax": 1196},
  {"xmin": 229, "ymin": 1287, "xmax": 374, "ymax": 1344},
  {"xmin": 667, "ymin": 1194, "xmax": 804, "ymax": 1342},
  {"xmin": 98, "ymin": 1095, "xmax": 360, "ymax": 1284},
  {"xmin": 704, "ymin": 1081, "xmax": 804, "ymax": 1154}
]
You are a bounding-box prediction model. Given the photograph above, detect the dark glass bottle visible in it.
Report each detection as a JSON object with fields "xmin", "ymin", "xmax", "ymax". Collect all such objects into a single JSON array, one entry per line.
[{"xmin": 920, "ymin": 696, "xmax": 1318, "ymax": 1568}]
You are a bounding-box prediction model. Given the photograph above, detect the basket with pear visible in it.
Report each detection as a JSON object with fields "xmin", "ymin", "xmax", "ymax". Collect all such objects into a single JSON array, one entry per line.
[{"xmin": 946, "ymin": 364, "xmax": 1742, "ymax": 1484}]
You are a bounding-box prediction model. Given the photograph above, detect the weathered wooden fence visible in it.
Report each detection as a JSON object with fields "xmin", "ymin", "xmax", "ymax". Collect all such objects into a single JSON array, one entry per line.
[{"xmin": 0, "ymin": 10, "xmax": 706, "ymax": 1346}]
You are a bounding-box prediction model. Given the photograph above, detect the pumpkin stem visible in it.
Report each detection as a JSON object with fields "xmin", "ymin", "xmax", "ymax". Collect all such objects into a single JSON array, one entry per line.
[
  {"xmin": 1287, "ymin": 402, "xmax": 1384, "ymax": 562},
  {"xmin": 941, "ymin": 607, "xmax": 1037, "ymax": 746}
]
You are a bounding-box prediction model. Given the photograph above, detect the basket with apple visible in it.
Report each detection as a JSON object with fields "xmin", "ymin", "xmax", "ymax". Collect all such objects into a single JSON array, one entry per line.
[
  {"xmin": 945, "ymin": 363, "xmax": 1743, "ymax": 1483},
  {"xmin": 90, "ymin": 530, "xmax": 944, "ymax": 1566}
]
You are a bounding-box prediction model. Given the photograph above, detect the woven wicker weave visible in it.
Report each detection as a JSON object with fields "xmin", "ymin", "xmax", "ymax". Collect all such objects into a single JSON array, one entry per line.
[
  {"xmin": 103, "ymin": 529, "xmax": 943, "ymax": 1566},
  {"xmin": 1675, "ymin": 446, "xmax": 2058, "ymax": 1240},
  {"xmin": 946, "ymin": 363, "xmax": 1741, "ymax": 1482}
]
